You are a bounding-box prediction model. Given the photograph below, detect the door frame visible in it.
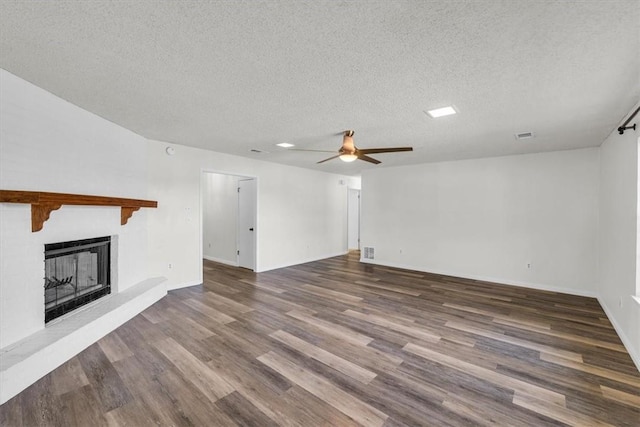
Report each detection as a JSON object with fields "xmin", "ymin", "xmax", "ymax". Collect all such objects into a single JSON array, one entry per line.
[
  {"xmin": 200, "ymin": 169, "xmax": 259, "ymax": 273},
  {"xmin": 347, "ymin": 188, "xmax": 361, "ymax": 250}
]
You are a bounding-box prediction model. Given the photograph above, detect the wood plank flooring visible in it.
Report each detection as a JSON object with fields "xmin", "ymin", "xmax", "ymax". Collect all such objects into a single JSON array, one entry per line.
[{"xmin": 1, "ymin": 252, "xmax": 639, "ymax": 426}]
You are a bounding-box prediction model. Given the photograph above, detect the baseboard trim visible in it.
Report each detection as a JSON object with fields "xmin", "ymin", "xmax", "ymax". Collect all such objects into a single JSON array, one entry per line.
[
  {"xmin": 597, "ymin": 297, "xmax": 640, "ymax": 372},
  {"xmin": 258, "ymin": 251, "xmax": 349, "ymax": 273},
  {"xmin": 203, "ymin": 255, "xmax": 238, "ymax": 267},
  {"xmin": 167, "ymin": 279, "xmax": 203, "ymax": 291},
  {"xmin": 359, "ymin": 258, "xmax": 598, "ymax": 298}
]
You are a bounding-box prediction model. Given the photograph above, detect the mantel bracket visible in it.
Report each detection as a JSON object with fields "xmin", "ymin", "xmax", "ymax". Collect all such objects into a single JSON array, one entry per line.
[
  {"xmin": 31, "ymin": 203, "xmax": 62, "ymax": 232},
  {"xmin": 121, "ymin": 206, "xmax": 141, "ymax": 226}
]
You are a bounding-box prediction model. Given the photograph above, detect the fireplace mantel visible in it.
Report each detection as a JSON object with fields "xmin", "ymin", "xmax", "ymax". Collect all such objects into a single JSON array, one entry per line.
[{"xmin": 0, "ymin": 190, "xmax": 157, "ymax": 232}]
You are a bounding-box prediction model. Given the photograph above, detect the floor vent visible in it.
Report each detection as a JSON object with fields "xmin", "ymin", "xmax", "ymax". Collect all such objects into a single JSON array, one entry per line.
[{"xmin": 363, "ymin": 247, "xmax": 375, "ymax": 260}]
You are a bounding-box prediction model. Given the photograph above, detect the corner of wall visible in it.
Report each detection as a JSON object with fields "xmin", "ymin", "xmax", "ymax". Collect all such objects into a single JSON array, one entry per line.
[{"xmin": 597, "ymin": 296, "xmax": 640, "ymax": 371}]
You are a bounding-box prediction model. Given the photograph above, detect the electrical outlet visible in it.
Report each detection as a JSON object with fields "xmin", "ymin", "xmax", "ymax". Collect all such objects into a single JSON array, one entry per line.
[
  {"xmin": 168, "ymin": 263, "xmax": 173, "ymax": 270},
  {"xmin": 527, "ymin": 262, "xmax": 531, "ymax": 269}
]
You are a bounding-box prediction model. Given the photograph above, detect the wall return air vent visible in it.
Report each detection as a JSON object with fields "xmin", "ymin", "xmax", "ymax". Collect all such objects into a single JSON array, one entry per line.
[
  {"xmin": 515, "ymin": 131, "xmax": 534, "ymax": 140},
  {"xmin": 363, "ymin": 247, "xmax": 375, "ymax": 260}
]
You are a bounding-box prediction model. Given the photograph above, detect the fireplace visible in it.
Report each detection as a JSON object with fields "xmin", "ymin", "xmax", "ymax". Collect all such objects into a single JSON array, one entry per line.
[{"xmin": 44, "ymin": 236, "xmax": 111, "ymax": 323}]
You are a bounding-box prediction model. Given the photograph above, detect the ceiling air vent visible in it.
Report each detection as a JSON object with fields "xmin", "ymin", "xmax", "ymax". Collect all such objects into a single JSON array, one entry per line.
[{"xmin": 515, "ymin": 132, "xmax": 534, "ymax": 140}]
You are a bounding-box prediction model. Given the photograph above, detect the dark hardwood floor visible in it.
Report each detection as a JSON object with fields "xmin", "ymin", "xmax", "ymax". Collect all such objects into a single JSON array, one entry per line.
[{"xmin": 1, "ymin": 252, "xmax": 639, "ymax": 426}]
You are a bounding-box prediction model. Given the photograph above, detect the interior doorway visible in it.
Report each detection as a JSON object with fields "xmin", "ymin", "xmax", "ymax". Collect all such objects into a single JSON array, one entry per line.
[{"xmin": 202, "ymin": 172, "xmax": 257, "ymax": 271}]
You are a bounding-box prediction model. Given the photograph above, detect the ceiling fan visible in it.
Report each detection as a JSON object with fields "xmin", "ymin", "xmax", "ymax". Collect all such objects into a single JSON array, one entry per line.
[{"xmin": 292, "ymin": 130, "xmax": 413, "ymax": 164}]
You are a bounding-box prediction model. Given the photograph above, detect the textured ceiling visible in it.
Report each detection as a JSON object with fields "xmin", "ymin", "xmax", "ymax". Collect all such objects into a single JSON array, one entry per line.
[{"xmin": 1, "ymin": 1, "xmax": 638, "ymax": 175}]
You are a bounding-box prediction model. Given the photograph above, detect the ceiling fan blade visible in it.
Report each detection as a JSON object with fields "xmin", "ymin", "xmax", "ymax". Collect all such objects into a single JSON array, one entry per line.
[
  {"xmin": 357, "ymin": 147, "xmax": 413, "ymax": 154},
  {"xmin": 289, "ymin": 149, "xmax": 336, "ymax": 153},
  {"xmin": 317, "ymin": 154, "xmax": 342, "ymax": 164},
  {"xmin": 358, "ymin": 154, "xmax": 381, "ymax": 164}
]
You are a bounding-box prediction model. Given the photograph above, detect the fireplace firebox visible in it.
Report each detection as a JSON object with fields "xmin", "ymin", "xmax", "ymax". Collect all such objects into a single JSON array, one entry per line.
[{"xmin": 44, "ymin": 236, "xmax": 111, "ymax": 323}]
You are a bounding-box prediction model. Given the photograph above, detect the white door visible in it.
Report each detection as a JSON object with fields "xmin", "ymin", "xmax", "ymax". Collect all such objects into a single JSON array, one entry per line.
[
  {"xmin": 238, "ymin": 179, "xmax": 256, "ymax": 270},
  {"xmin": 348, "ymin": 189, "xmax": 360, "ymax": 250}
]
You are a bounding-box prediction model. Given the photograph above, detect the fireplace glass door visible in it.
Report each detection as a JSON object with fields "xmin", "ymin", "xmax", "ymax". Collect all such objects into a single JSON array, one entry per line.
[{"xmin": 44, "ymin": 236, "xmax": 111, "ymax": 322}]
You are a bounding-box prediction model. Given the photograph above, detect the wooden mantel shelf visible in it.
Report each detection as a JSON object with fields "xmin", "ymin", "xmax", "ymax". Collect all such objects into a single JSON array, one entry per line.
[{"xmin": 0, "ymin": 190, "xmax": 157, "ymax": 232}]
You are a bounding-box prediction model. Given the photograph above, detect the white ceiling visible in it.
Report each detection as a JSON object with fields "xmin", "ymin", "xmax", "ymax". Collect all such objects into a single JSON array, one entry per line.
[{"xmin": 1, "ymin": 1, "xmax": 638, "ymax": 175}]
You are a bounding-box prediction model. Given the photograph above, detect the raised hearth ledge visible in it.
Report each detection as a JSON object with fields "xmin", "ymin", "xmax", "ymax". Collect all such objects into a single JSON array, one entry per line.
[
  {"xmin": 0, "ymin": 277, "xmax": 167, "ymax": 405},
  {"xmin": 0, "ymin": 190, "xmax": 158, "ymax": 232}
]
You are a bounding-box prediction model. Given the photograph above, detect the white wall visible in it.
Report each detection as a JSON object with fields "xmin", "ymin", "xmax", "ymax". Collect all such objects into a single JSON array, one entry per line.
[
  {"xmin": 598, "ymin": 110, "xmax": 639, "ymax": 368},
  {"xmin": 361, "ymin": 148, "xmax": 600, "ymax": 295},
  {"xmin": 202, "ymin": 173, "xmax": 240, "ymax": 265},
  {"xmin": 146, "ymin": 140, "xmax": 359, "ymax": 289},
  {"xmin": 0, "ymin": 69, "xmax": 150, "ymax": 348}
]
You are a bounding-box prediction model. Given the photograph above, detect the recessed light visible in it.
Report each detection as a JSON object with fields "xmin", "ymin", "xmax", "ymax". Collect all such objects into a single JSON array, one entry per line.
[
  {"xmin": 426, "ymin": 106, "xmax": 457, "ymax": 118},
  {"xmin": 276, "ymin": 142, "xmax": 295, "ymax": 148}
]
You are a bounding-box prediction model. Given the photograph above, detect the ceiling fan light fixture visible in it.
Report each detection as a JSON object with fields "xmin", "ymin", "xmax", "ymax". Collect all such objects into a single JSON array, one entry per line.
[
  {"xmin": 339, "ymin": 154, "xmax": 358, "ymax": 162},
  {"xmin": 315, "ymin": 129, "xmax": 413, "ymax": 164}
]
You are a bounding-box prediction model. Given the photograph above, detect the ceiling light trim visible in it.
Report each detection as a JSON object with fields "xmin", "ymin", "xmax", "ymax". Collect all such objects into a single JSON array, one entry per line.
[{"xmin": 426, "ymin": 106, "xmax": 457, "ymax": 118}]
